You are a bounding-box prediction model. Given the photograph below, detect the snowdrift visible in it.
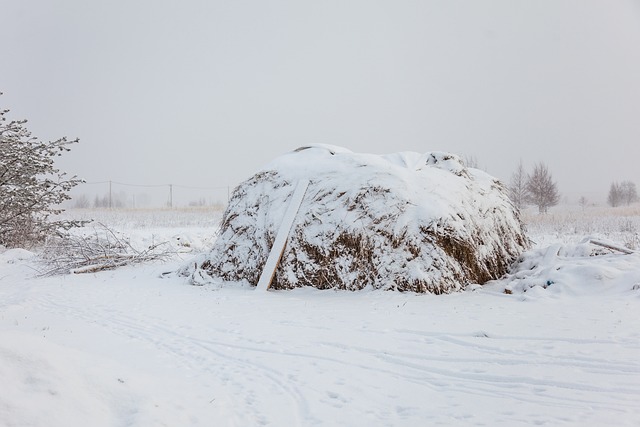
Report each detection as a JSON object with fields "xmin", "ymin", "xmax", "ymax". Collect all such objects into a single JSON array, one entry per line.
[
  {"xmin": 503, "ymin": 238, "xmax": 640, "ymax": 296},
  {"xmin": 184, "ymin": 145, "xmax": 529, "ymax": 293}
]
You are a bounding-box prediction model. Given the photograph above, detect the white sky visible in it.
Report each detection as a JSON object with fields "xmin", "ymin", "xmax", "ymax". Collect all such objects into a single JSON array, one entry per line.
[{"xmin": 2, "ymin": 0, "xmax": 640, "ymax": 204}]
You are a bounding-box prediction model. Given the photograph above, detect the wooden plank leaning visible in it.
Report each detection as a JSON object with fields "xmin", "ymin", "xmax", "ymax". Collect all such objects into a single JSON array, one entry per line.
[{"xmin": 256, "ymin": 179, "xmax": 310, "ymax": 291}]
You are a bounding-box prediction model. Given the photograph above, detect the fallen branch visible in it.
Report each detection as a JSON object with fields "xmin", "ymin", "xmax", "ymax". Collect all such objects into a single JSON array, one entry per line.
[{"xmin": 589, "ymin": 239, "xmax": 635, "ymax": 255}]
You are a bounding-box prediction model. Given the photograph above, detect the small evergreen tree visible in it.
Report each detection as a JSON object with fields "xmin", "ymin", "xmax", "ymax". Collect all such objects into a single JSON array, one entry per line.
[
  {"xmin": 578, "ymin": 196, "xmax": 588, "ymax": 211},
  {"xmin": 0, "ymin": 95, "xmax": 84, "ymax": 247}
]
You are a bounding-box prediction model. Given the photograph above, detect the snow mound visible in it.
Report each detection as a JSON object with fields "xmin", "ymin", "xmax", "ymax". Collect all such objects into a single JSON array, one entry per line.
[
  {"xmin": 0, "ymin": 248, "xmax": 35, "ymax": 264},
  {"xmin": 504, "ymin": 238, "xmax": 640, "ymax": 296},
  {"xmin": 182, "ymin": 146, "xmax": 529, "ymax": 293}
]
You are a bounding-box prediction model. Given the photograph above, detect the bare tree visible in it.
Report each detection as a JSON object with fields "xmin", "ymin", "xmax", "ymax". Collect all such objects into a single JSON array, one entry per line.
[
  {"xmin": 620, "ymin": 181, "xmax": 638, "ymax": 206},
  {"xmin": 526, "ymin": 162, "xmax": 559, "ymax": 214},
  {"xmin": 0, "ymin": 95, "xmax": 84, "ymax": 247},
  {"xmin": 508, "ymin": 159, "xmax": 528, "ymax": 210},
  {"xmin": 608, "ymin": 182, "xmax": 622, "ymax": 207}
]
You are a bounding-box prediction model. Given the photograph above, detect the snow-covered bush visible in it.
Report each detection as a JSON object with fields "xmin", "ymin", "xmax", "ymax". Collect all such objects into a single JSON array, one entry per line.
[
  {"xmin": 0, "ymin": 97, "xmax": 84, "ymax": 247},
  {"xmin": 182, "ymin": 145, "xmax": 530, "ymax": 293}
]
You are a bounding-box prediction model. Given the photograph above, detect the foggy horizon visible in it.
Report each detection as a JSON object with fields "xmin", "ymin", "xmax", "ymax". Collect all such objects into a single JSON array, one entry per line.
[{"xmin": 2, "ymin": 1, "xmax": 639, "ymax": 206}]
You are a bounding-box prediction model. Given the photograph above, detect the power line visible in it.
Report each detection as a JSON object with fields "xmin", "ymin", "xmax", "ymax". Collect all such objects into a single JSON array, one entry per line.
[
  {"xmin": 82, "ymin": 181, "xmax": 230, "ymax": 190},
  {"xmin": 173, "ymin": 184, "xmax": 230, "ymax": 190}
]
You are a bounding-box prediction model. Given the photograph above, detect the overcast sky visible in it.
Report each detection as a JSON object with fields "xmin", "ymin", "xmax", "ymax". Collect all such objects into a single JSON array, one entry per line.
[{"xmin": 2, "ymin": 0, "xmax": 639, "ymax": 205}]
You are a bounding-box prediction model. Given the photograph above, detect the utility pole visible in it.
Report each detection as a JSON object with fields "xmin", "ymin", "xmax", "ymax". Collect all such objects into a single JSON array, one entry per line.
[
  {"xmin": 109, "ymin": 180, "xmax": 112, "ymax": 209},
  {"xmin": 169, "ymin": 184, "xmax": 173, "ymax": 208}
]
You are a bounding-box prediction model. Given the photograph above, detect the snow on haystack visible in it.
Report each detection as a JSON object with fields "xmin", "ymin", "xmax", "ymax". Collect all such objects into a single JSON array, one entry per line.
[{"xmin": 184, "ymin": 145, "xmax": 529, "ymax": 293}]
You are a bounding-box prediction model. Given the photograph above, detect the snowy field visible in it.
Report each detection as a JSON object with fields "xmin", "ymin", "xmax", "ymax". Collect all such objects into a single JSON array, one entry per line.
[{"xmin": 1, "ymin": 206, "xmax": 640, "ymax": 426}]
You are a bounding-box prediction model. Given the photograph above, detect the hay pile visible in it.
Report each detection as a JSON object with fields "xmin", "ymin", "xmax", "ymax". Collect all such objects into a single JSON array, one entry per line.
[{"xmin": 184, "ymin": 145, "xmax": 529, "ymax": 293}]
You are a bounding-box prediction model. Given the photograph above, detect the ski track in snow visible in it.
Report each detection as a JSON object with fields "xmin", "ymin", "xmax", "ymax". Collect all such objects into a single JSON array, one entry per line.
[
  {"xmin": 35, "ymin": 299, "xmax": 311, "ymax": 426},
  {"xmin": 2, "ymin": 259, "xmax": 640, "ymax": 426}
]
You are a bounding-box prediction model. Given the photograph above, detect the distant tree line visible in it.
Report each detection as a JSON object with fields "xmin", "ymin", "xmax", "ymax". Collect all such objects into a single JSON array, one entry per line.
[
  {"xmin": 72, "ymin": 192, "xmax": 128, "ymax": 208},
  {"xmin": 508, "ymin": 161, "xmax": 638, "ymax": 211},
  {"xmin": 72, "ymin": 192, "xmax": 224, "ymax": 209}
]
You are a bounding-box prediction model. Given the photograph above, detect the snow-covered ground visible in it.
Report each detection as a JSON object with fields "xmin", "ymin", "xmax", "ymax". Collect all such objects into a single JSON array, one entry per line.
[{"xmin": 1, "ymin": 206, "xmax": 640, "ymax": 426}]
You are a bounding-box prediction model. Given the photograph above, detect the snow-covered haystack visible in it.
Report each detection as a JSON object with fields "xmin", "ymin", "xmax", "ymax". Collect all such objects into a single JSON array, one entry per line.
[{"xmin": 185, "ymin": 145, "xmax": 529, "ymax": 293}]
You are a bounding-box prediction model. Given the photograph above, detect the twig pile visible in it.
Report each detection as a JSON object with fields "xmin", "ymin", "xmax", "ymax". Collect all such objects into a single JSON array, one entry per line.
[{"xmin": 38, "ymin": 223, "xmax": 172, "ymax": 276}]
